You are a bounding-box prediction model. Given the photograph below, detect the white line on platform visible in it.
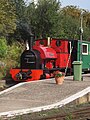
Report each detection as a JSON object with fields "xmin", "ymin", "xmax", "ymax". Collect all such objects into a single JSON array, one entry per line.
[
  {"xmin": 0, "ymin": 87, "xmax": 90, "ymax": 118},
  {"xmin": 0, "ymin": 82, "xmax": 26, "ymax": 95},
  {"xmin": 0, "ymin": 78, "xmax": 54, "ymax": 95}
]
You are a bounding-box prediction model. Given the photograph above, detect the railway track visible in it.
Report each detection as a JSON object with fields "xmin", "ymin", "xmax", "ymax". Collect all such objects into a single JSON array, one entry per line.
[
  {"xmin": 8, "ymin": 104, "xmax": 90, "ymax": 120},
  {"xmin": 41, "ymin": 106, "xmax": 90, "ymax": 120}
]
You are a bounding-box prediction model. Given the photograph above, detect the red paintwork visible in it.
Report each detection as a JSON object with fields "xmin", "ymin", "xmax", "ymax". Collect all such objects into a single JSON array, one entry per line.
[
  {"xmin": 10, "ymin": 69, "xmax": 43, "ymax": 82},
  {"xmin": 50, "ymin": 38, "xmax": 71, "ymax": 68},
  {"xmin": 33, "ymin": 45, "xmax": 57, "ymax": 59},
  {"xmin": 34, "ymin": 38, "xmax": 71, "ymax": 69},
  {"xmin": 56, "ymin": 53, "xmax": 70, "ymax": 68},
  {"xmin": 51, "ymin": 38, "xmax": 68, "ymax": 53},
  {"xmin": 35, "ymin": 39, "xmax": 47, "ymax": 46}
]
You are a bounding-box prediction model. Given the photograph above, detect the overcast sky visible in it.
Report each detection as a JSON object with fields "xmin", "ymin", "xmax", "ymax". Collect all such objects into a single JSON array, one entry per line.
[{"xmin": 61, "ymin": 0, "xmax": 90, "ymax": 11}]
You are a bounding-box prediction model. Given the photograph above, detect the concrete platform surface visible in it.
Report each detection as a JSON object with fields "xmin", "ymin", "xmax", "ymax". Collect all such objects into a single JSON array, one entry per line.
[{"xmin": 0, "ymin": 74, "xmax": 90, "ymax": 116}]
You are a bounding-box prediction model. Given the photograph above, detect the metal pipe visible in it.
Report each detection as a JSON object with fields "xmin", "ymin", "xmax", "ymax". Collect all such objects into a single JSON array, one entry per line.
[{"xmin": 80, "ymin": 11, "xmax": 83, "ymax": 61}]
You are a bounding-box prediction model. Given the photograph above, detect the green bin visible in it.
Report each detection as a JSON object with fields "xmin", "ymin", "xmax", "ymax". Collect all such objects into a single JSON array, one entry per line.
[{"xmin": 72, "ymin": 61, "xmax": 82, "ymax": 81}]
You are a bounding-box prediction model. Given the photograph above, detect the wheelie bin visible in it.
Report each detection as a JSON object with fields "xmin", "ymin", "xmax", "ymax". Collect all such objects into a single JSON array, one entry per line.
[{"xmin": 72, "ymin": 61, "xmax": 82, "ymax": 81}]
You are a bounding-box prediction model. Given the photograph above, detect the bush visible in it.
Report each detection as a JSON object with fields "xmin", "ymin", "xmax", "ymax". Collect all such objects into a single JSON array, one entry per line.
[
  {"xmin": 0, "ymin": 41, "xmax": 24, "ymax": 79},
  {"xmin": 0, "ymin": 38, "xmax": 7, "ymax": 58},
  {"xmin": 7, "ymin": 42, "xmax": 23, "ymax": 62}
]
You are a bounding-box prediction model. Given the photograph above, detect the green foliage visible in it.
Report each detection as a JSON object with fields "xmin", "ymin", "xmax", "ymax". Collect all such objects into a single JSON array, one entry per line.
[
  {"xmin": 0, "ymin": 40, "xmax": 24, "ymax": 79},
  {"xmin": 0, "ymin": 0, "xmax": 90, "ymax": 41},
  {"xmin": 11, "ymin": 0, "xmax": 32, "ymax": 42},
  {"xmin": 6, "ymin": 0, "xmax": 90, "ymax": 42},
  {"xmin": 56, "ymin": 14, "xmax": 80, "ymax": 39},
  {"xmin": 25, "ymin": 1, "xmax": 90, "ymax": 40},
  {"xmin": 0, "ymin": 0, "xmax": 16, "ymax": 36},
  {"xmin": 60, "ymin": 6, "xmax": 90, "ymax": 40},
  {"xmin": 26, "ymin": 2, "xmax": 36, "ymax": 33},
  {"xmin": 0, "ymin": 38, "xmax": 7, "ymax": 58},
  {"xmin": 14, "ymin": 0, "xmax": 27, "ymax": 21},
  {"xmin": 55, "ymin": 71, "xmax": 65, "ymax": 77},
  {"xmin": 7, "ymin": 43, "xmax": 21, "ymax": 60},
  {"xmin": 26, "ymin": 0, "xmax": 61, "ymax": 38},
  {"xmin": 0, "ymin": 59, "xmax": 18, "ymax": 80},
  {"xmin": 65, "ymin": 114, "xmax": 73, "ymax": 120}
]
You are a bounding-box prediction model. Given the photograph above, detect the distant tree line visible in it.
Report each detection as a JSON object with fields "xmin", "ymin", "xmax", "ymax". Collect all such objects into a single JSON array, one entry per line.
[{"xmin": 0, "ymin": 0, "xmax": 90, "ymax": 43}]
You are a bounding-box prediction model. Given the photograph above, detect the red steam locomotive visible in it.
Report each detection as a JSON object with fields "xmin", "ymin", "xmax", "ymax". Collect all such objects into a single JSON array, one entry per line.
[{"xmin": 10, "ymin": 35, "xmax": 72, "ymax": 82}]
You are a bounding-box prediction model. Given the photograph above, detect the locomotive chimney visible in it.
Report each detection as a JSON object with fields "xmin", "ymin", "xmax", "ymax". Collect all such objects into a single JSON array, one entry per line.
[{"xmin": 28, "ymin": 33, "xmax": 34, "ymax": 51}]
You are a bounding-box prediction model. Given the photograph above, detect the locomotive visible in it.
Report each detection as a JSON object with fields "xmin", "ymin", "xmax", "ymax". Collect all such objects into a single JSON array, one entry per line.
[
  {"xmin": 10, "ymin": 33, "xmax": 90, "ymax": 82},
  {"xmin": 10, "ymin": 33, "xmax": 72, "ymax": 82}
]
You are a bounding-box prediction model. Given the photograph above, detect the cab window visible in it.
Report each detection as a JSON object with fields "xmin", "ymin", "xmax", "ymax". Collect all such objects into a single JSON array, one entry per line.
[{"xmin": 82, "ymin": 43, "xmax": 88, "ymax": 55}]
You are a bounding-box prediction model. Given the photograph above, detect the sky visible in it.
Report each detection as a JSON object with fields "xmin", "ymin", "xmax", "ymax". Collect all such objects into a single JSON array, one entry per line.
[
  {"xmin": 26, "ymin": 0, "xmax": 90, "ymax": 11},
  {"xmin": 61, "ymin": 0, "xmax": 90, "ymax": 11}
]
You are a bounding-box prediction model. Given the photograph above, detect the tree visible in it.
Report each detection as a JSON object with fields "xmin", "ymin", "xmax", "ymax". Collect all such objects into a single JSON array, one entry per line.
[
  {"xmin": 14, "ymin": 0, "xmax": 27, "ymax": 22},
  {"xmin": 55, "ymin": 13, "xmax": 80, "ymax": 39},
  {"xmin": 58, "ymin": 6, "xmax": 90, "ymax": 40},
  {"xmin": 26, "ymin": 2, "xmax": 36, "ymax": 34},
  {"xmin": 0, "ymin": 0, "xmax": 16, "ymax": 37},
  {"xmin": 8, "ymin": 0, "xmax": 30, "ymax": 42},
  {"xmin": 62, "ymin": 5, "xmax": 81, "ymax": 18},
  {"xmin": 26, "ymin": 0, "xmax": 61, "ymax": 38}
]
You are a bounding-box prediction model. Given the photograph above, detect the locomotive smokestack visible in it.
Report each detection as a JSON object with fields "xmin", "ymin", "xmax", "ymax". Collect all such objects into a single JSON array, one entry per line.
[{"xmin": 28, "ymin": 33, "xmax": 34, "ymax": 51}]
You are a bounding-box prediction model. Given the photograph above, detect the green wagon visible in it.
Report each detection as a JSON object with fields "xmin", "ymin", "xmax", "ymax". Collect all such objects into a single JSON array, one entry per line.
[{"xmin": 71, "ymin": 40, "xmax": 90, "ymax": 73}]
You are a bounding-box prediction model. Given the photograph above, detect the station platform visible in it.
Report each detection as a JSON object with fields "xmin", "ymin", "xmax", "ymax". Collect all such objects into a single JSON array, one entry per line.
[{"xmin": 0, "ymin": 74, "xmax": 90, "ymax": 117}]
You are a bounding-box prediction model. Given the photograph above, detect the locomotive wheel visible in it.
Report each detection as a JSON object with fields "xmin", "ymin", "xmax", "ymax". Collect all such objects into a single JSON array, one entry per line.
[
  {"xmin": 5, "ymin": 78, "xmax": 18, "ymax": 87},
  {"xmin": 40, "ymin": 74, "xmax": 46, "ymax": 79}
]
